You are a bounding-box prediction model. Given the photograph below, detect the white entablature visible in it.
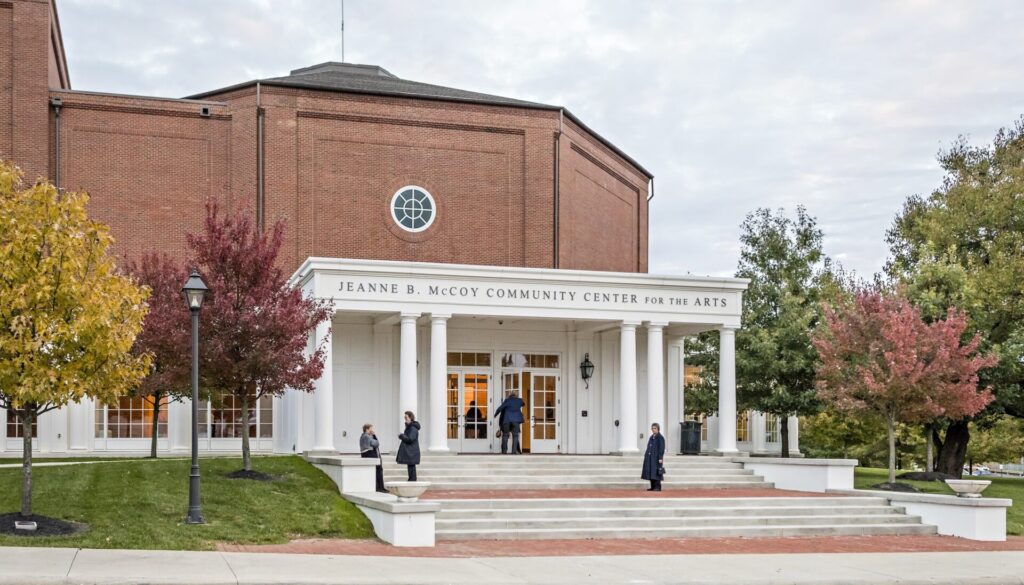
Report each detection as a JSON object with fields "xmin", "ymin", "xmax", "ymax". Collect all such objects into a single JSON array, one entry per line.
[{"xmin": 290, "ymin": 257, "xmax": 747, "ymax": 330}]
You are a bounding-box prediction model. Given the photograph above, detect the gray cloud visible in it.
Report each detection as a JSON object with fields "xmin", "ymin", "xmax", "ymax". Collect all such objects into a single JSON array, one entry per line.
[{"xmin": 58, "ymin": 0, "xmax": 1024, "ymax": 278}]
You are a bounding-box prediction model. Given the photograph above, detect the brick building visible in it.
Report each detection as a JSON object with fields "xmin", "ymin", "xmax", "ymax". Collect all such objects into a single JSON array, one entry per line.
[{"xmin": 0, "ymin": 0, "xmax": 799, "ymax": 458}]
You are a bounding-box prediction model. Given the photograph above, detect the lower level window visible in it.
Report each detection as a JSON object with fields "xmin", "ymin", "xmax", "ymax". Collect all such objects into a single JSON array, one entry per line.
[
  {"xmin": 736, "ymin": 411, "xmax": 750, "ymax": 442},
  {"xmin": 764, "ymin": 413, "xmax": 780, "ymax": 444},
  {"xmin": 684, "ymin": 413, "xmax": 709, "ymax": 441},
  {"xmin": 198, "ymin": 394, "xmax": 273, "ymax": 439},
  {"xmin": 96, "ymin": 396, "xmax": 168, "ymax": 439},
  {"xmin": 5, "ymin": 409, "xmax": 37, "ymax": 438}
]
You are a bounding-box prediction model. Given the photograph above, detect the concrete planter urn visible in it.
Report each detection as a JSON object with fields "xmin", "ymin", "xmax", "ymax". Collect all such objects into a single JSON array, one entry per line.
[
  {"xmin": 385, "ymin": 481, "xmax": 431, "ymax": 502},
  {"xmin": 945, "ymin": 479, "xmax": 992, "ymax": 498},
  {"xmin": 14, "ymin": 520, "xmax": 37, "ymax": 531}
]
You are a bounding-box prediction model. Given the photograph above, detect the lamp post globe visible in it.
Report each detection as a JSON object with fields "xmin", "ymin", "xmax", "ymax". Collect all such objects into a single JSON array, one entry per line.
[{"xmin": 181, "ymin": 270, "xmax": 207, "ymax": 525}]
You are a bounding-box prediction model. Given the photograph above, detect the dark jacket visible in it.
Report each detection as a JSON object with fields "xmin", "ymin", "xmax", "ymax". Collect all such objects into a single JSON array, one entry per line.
[
  {"xmin": 641, "ymin": 432, "xmax": 666, "ymax": 481},
  {"xmin": 396, "ymin": 421, "xmax": 421, "ymax": 465},
  {"xmin": 494, "ymin": 396, "xmax": 525, "ymax": 425}
]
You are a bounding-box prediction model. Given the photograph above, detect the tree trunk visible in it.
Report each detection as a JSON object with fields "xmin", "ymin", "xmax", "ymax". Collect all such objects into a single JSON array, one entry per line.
[
  {"xmin": 150, "ymin": 393, "xmax": 161, "ymax": 459},
  {"xmin": 21, "ymin": 409, "xmax": 34, "ymax": 518},
  {"xmin": 934, "ymin": 420, "xmax": 970, "ymax": 478},
  {"xmin": 887, "ymin": 415, "xmax": 896, "ymax": 484},
  {"xmin": 240, "ymin": 392, "xmax": 252, "ymax": 472},
  {"xmin": 925, "ymin": 423, "xmax": 933, "ymax": 473},
  {"xmin": 779, "ymin": 416, "xmax": 790, "ymax": 458}
]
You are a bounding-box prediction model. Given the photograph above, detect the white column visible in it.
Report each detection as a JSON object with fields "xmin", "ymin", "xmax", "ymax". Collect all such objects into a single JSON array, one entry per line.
[
  {"xmin": 788, "ymin": 415, "xmax": 801, "ymax": 456},
  {"xmin": 617, "ymin": 321, "xmax": 640, "ymax": 454},
  {"xmin": 312, "ymin": 318, "xmax": 335, "ymax": 453},
  {"xmin": 716, "ymin": 326, "xmax": 738, "ymax": 454},
  {"xmin": 666, "ymin": 336, "xmax": 684, "ymax": 455},
  {"xmin": 399, "ymin": 312, "xmax": 420, "ymax": 429},
  {"xmin": 645, "ymin": 322, "xmax": 666, "ymax": 431},
  {"xmin": 428, "ymin": 314, "xmax": 450, "ymax": 453}
]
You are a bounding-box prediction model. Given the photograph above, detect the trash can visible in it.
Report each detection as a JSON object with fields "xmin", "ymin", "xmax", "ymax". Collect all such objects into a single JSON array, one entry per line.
[{"xmin": 680, "ymin": 421, "xmax": 702, "ymax": 455}]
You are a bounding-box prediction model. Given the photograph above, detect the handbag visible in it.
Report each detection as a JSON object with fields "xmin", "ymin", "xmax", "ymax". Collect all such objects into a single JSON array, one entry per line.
[
  {"xmin": 495, "ymin": 429, "xmax": 503, "ymax": 439},
  {"xmin": 658, "ymin": 465, "xmax": 666, "ymax": 476}
]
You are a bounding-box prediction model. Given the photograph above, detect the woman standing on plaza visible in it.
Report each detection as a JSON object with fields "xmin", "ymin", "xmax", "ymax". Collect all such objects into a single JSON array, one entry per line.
[
  {"xmin": 641, "ymin": 422, "xmax": 665, "ymax": 491},
  {"xmin": 360, "ymin": 423, "xmax": 387, "ymax": 493},
  {"xmin": 396, "ymin": 411, "xmax": 421, "ymax": 481}
]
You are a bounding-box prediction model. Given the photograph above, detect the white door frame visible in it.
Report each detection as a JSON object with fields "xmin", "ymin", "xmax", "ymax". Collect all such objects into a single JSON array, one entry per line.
[{"xmin": 446, "ymin": 368, "xmax": 493, "ymax": 453}]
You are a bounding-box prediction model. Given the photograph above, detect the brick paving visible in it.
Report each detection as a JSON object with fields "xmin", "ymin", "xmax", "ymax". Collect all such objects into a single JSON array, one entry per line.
[
  {"xmin": 219, "ymin": 535, "xmax": 1024, "ymax": 557},
  {"xmin": 423, "ymin": 488, "xmax": 836, "ymax": 499}
]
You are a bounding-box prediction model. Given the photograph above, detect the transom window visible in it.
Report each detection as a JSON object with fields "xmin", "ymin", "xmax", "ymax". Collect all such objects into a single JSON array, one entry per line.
[
  {"xmin": 448, "ymin": 352, "xmax": 491, "ymax": 367},
  {"xmin": 500, "ymin": 353, "xmax": 559, "ymax": 369},
  {"xmin": 390, "ymin": 186, "xmax": 436, "ymax": 232}
]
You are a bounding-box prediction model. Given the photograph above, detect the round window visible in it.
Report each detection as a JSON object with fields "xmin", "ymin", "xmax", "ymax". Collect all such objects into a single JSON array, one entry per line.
[{"xmin": 390, "ymin": 186, "xmax": 436, "ymax": 233}]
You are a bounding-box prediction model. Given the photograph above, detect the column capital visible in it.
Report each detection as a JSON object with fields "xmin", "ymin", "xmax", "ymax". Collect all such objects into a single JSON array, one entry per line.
[
  {"xmin": 429, "ymin": 313, "xmax": 451, "ymax": 322},
  {"xmin": 645, "ymin": 321, "xmax": 668, "ymax": 329},
  {"xmin": 400, "ymin": 311, "xmax": 421, "ymax": 321},
  {"xmin": 620, "ymin": 320, "xmax": 642, "ymax": 329},
  {"xmin": 719, "ymin": 325, "xmax": 739, "ymax": 334}
]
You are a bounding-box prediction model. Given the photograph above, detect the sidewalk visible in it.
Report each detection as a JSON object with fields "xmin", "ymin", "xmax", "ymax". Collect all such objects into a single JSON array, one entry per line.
[{"xmin": 1, "ymin": 547, "xmax": 1022, "ymax": 585}]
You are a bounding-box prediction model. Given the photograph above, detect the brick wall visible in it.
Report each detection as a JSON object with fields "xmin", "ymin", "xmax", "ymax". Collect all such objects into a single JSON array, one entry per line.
[{"xmin": 10, "ymin": 0, "xmax": 652, "ymax": 275}]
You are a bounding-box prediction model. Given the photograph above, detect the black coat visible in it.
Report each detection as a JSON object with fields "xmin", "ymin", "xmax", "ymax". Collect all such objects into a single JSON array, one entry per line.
[
  {"xmin": 494, "ymin": 396, "xmax": 525, "ymax": 425},
  {"xmin": 396, "ymin": 421, "xmax": 421, "ymax": 465},
  {"xmin": 641, "ymin": 432, "xmax": 666, "ymax": 481}
]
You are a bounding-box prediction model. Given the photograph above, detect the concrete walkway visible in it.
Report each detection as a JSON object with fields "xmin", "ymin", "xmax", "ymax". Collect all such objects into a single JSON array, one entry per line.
[{"xmin": 0, "ymin": 547, "xmax": 1022, "ymax": 584}]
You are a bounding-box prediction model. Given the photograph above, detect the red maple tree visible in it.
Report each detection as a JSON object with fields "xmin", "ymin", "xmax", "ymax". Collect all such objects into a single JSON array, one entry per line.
[
  {"xmin": 812, "ymin": 290, "xmax": 996, "ymax": 482},
  {"xmin": 188, "ymin": 202, "xmax": 332, "ymax": 473},
  {"xmin": 126, "ymin": 253, "xmax": 192, "ymax": 458}
]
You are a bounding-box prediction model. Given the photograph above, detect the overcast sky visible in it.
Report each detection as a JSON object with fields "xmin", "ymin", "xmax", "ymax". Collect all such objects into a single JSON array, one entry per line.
[{"xmin": 57, "ymin": 0, "xmax": 1024, "ymax": 278}]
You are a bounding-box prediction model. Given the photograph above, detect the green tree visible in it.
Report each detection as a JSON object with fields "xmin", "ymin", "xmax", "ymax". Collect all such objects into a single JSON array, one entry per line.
[
  {"xmin": 0, "ymin": 162, "xmax": 151, "ymax": 517},
  {"xmin": 683, "ymin": 331, "xmax": 719, "ymax": 419},
  {"xmin": 967, "ymin": 415, "xmax": 1024, "ymax": 466},
  {"xmin": 735, "ymin": 207, "xmax": 827, "ymax": 456},
  {"xmin": 886, "ymin": 118, "xmax": 1024, "ymax": 476}
]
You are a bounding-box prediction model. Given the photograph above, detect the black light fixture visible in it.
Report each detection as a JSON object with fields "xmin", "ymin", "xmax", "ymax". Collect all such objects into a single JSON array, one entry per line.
[
  {"xmin": 181, "ymin": 270, "xmax": 208, "ymax": 525},
  {"xmin": 579, "ymin": 353, "xmax": 595, "ymax": 389}
]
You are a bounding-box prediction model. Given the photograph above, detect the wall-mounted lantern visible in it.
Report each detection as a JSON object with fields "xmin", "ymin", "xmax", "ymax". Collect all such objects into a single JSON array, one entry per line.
[{"xmin": 579, "ymin": 353, "xmax": 595, "ymax": 389}]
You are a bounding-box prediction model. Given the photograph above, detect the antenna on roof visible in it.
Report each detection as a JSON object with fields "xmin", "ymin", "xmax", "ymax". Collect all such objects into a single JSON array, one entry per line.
[{"xmin": 340, "ymin": 0, "xmax": 346, "ymax": 62}]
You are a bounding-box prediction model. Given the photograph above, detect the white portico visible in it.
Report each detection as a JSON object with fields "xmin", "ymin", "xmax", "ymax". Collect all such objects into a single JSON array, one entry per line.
[{"xmin": 278, "ymin": 258, "xmax": 748, "ymax": 457}]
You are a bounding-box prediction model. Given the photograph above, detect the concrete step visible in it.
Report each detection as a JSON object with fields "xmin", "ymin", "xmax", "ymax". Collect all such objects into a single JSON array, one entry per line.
[
  {"xmin": 384, "ymin": 473, "xmax": 762, "ymax": 482},
  {"xmin": 436, "ymin": 513, "xmax": 924, "ymax": 531},
  {"xmin": 431, "ymin": 496, "xmax": 892, "ymax": 510},
  {"xmin": 405, "ymin": 480, "xmax": 775, "ymax": 490},
  {"xmin": 383, "ymin": 467, "xmax": 753, "ymax": 477},
  {"xmin": 437, "ymin": 505, "xmax": 904, "ymax": 520},
  {"xmin": 435, "ymin": 522, "xmax": 938, "ymax": 540}
]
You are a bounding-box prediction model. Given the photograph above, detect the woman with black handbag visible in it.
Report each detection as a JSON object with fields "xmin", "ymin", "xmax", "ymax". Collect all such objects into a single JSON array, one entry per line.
[{"xmin": 641, "ymin": 422, "xmax": 666, "ymax": 491}]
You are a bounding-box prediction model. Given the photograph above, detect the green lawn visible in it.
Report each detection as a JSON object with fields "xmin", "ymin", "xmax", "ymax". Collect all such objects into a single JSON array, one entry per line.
[
  {"xmin": 855, "ymin": 467, "xmax": 1023, "ymax": 536},
  {"xmin": 0, "ymin": 456, "xmax": 374, "ymax": 549}
]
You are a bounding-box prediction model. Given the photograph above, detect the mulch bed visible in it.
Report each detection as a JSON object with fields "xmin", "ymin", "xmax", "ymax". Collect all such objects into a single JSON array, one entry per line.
[
  {"xmin": 898, "ymin": 471, "xmax": 957, "ymax": 482},
  {"xmin": 871, "ymin": 482, "xmax": 921, "ymax": 492},
  {"xmin": 0, "ymin": 513, "xmax": 85, "ymax": 537},
  {"xmin": 225, "ymin": 469, "xmax": 277, "ymax": 481}
]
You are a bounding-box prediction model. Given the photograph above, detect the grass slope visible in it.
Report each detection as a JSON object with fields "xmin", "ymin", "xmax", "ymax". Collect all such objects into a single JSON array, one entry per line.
[
  {"xmin": 855, "ymin": 467, "xmax": 1022, "ymax": 536},
  {"xmin": 0, "ymin": 456, "xmax": 374, "ymax": 549}
]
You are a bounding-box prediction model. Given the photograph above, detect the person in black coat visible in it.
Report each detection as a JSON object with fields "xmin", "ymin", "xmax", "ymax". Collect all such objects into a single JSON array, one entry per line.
[
  {"xmin": 359, "ymin": 423, "xmax": 387, "ymax": 493},
  {"xmin": 396, "ymin": 411, "xmax": 421, "ymax": 481},
  {"xmin": 494, "ymin": 392, "xmax": 525, "ymax": 454},
  {"xmin": 641, "ymin": 422, "xmax": 666, "ymax": 491}
]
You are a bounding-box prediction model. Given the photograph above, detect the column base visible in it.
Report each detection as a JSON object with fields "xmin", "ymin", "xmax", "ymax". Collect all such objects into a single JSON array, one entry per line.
[
  {"xmin": 710, "ymin": 449, "xmax": 747, "ymax": 457},
  {"xmin": 610, "ymin": 449, "xmax": 640, "ymax": 456}
]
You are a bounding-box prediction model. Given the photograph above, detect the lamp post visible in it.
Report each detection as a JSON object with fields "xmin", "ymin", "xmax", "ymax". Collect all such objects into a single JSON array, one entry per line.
[{"xmin": 181, "ymin": 270, "xmax": 208, "ymax": 525}]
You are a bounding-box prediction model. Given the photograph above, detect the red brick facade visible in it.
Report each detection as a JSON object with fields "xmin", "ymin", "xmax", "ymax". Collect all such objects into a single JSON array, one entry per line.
[{"xmin": 1, "ymin": 0, "xmax": 652, "ymax": 273}]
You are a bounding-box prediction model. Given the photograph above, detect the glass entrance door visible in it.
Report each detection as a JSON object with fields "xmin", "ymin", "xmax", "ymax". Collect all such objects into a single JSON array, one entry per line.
[
  {"xmin": 499, "ymin": 353, "xmax": 560, "ymax": 453},
  {"xmin": 446, "ymin": 370, "xmax": 492, "ymax": 452},
  {"xmin": 530, "ymin": 373, "xmax": 559, "ymax": 453}
]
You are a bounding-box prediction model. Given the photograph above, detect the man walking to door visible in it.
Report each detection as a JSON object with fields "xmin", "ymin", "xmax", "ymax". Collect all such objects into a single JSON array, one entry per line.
[{"xmin": 495, "ymin": 391, "xmax": 525, "ymax": 454}]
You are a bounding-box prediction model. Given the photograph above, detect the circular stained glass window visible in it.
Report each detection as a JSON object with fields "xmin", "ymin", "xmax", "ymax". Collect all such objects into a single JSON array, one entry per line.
[{"xmin": 390, "ymin": 186, "xmax": 436, "ymax": 232}]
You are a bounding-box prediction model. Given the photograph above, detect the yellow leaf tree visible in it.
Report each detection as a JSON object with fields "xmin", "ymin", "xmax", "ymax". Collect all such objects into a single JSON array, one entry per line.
[{"xmin": 0, "ymin": 162, "xmax": 151, "ymax": 518}]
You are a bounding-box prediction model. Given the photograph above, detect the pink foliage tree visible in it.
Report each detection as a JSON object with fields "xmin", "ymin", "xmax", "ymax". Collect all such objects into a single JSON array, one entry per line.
[
  {"xmin": 188, "ymin": 202, "xmax": 333, "ymax": 473},
  {"xmin": 126, "ymin": 253, "xmax": 191, "ymax": 458},
  {"xmin": 812, "ymin": 290, "xmax": 996, "ymax": 482}
]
